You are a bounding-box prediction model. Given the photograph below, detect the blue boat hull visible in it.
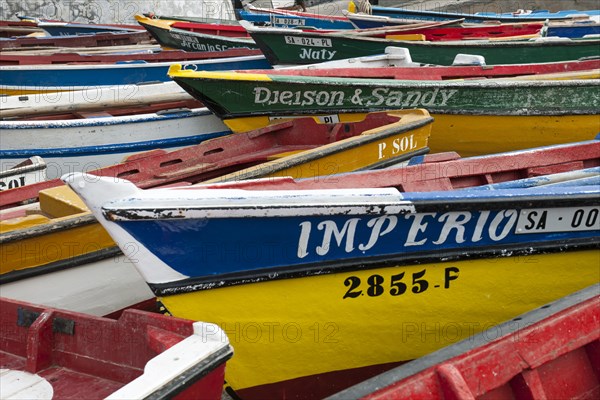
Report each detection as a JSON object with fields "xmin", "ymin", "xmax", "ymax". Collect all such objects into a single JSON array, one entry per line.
[
  {"xmin": 547, "ymin": 24, "xmax": 600, "ymax": 38},
  {"xmin": 102, "ymin": 188, "xmax": 599, "ymax": 281},
  {"xmin": 238, "ymin": 10, "xmax": 354, "ymax": 29},
  {"xmin": 0, "ymin": 56, "xmax": 272, "ymax": 88}
]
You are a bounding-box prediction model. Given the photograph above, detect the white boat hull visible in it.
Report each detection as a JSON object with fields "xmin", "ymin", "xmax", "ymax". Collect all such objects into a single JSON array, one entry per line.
[
  {"xmin": 0, "ymin": 107, "xmax": 231, "ymax": 179},
  {"xmin": 0, "ymin": 254, "xmax": 154, "ymax": 316},
  {"xmin": 0, "ymin": 156, "xmax": 47, "ymax": 191}
]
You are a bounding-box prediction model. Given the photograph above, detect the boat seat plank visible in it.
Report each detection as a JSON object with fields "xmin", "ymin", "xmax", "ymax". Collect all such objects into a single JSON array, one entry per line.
[
  {"xmin": 26, "ymin": 311, "xmax": 53, "ymax": 373},
  {"xmin": 385, "ymin": 34, "xmax": 426, "ymax": 41},
  {"xmin": 266, "ymin": 150, "xmax": 305, "ymax": 160},
  {"xmin": 247, "ymin": 120, "xmax": 294, "ymax": 138},
  {"xmin": 73, "ymin": 111, "xmax": 114, "ymax": 119},
  {"xmin": 527, "ymin": 161, "xmax": 585, "ymax": 176},
  {"xmin": 423, "ymin": 152, "xmax": 461, "ymax": 163},
  {"xmin": 0, "ymin": 202, "xmax": 42, "ymax": 222},
  {"xmin": 38, "ymin": 186, "xmax": 88, "ymax": 218},
  {"xmin": 154, "ymin": 163, "xmax": 217, "ymax": 179},
  {"xmin": 123, "ymin": 149, "xmax": 168, "ymax": 162}
]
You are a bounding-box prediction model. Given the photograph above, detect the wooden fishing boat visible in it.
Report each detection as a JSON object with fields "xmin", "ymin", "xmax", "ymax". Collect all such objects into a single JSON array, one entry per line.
[
  {"xmin": 0, "ymin": 110, "xmax": 430, "ymax": 316},
  {"xmin": 344, "ymin": 11, "xmax": 452, "ymax": 30},
  {"xmin": 0, "ymin": 106, "xmax": 231, "ymax": 179},
  {"xmin": 135, "ymin": 15, "xmax": 258, "ymax": 52},
  {"xmin": 0, "ymin": 47, "xmax": 262, "ymax": 66},
  {"xmin": 0, "ymin": 297, "xmax": 233, "ymax": 399},
  {"xmin": 0, "ymin": 81, "xmax": 194, "ymax": 119},
  {"xmin": 238, "ymin": 5, "xmax": 355, "ymax": 29},
  {"xmin": 167, "ymin": 67, "xmax": 600, "ymax": 155},
  {"xmin": 329, "ymin": 283, "xmax": 600, "ymax": 400},
  {"xmin": 36, "ymin": 20, "xmax": 144, "ymax": 35},
  {"xmin": 346, "ymin": 10, "xmax": 600, "ymax": 38},
  {"xmin": 17, "ymin": 16, "xmax": 145, "ymax": 33},
  {"xmin": 145, "ymin": 8, "xmax": 355, "ymax": 30},
  {"xmin": 360, "ymin": 23, "xmax": 542, "ymax": 41},
  {"xmin": 148, "ymin": 10, "xmax": 533, "ymax": 42},
  {"xmin": 0, "ymin": 29, "xmax": 152, "ymax": 50},
  {"xmin": 366, "ymin": 4, "xmax": 600, "ymax": 23},
  {"xmin": 0, "ymin": 156, "xmax": 46, "ymax": 191},
  {"xmin": 0, "ymin": 53, "xmax": 271, "ymax": 95},
  {"xmin": 153, "ymin": 18, "xmax": 251, "ymax": 38},
  {"xmin": 240, "ymin": 21, "xmax": 600, "ymax": 65},
  {"xmin": 0, "ymin": 43, "xmax": 161, "ymax": 57},
  {"xmin": 343, "ymin": 13, "xmax": 544, "ymax": 40},
  {"xmin": 346, "ymin": 13, "xmax": 600, "ymax": 40},
  {"xmin": 199, "ymin": 137, "xmax": 600, "ymax": 187},
  {"xmin": 167, "ymin": 69, "xmax": 600, "ymax": 121},
  {"xmin": 63, "ymin": 169, "xmax": 600, "ymax": 400},
  {"xmin": 0, "ymin": 18, "xmax": 43, "ymax": 37},
  {"xmin": 8, "ymin": 134, "xmax": 596, "ymax": 318},
  {"xmin": 5, "ymin": 133, "xmax": 599, "ymax": 208},
  {"xmin": 2, "ymin": 138, "xmax": 597, "ymax": 316}
]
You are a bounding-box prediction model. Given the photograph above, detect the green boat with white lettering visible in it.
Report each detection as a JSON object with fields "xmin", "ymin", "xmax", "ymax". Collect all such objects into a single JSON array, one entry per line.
[
  {"xmin": 167, "ymin": 66, "xmax": 600, "ymax": 156},
  {"xmin": 136, "ymin": 15, "xmax": 258, "ymax": 52},
  {"xmin": 238, "ymin": 21, "xmax": 600, "ymax": 66}
]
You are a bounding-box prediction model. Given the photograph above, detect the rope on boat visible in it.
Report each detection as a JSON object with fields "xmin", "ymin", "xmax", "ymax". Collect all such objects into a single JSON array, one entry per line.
[{"xmin": 354, "ymin": 0, "xmax": 373, "ymax": 15}]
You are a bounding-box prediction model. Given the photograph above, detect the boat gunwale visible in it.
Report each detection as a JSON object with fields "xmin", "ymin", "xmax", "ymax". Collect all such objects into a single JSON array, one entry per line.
[
  {"xmin": 169, "ymin": 69, "xmax": 600, "ymax": 89},
  {"xmin": 0, "ymin": 107, "xmax": 215, "ymax": 129},
  {"xmin": 0, "ymin": 245, "xmax": 121, "ymax": 284},
  {"xmin": 100, "ymin": 188, "xmax": 600, "ymax": 220},
  {"xmin": 0, "ymin": 54, "xmax": 267, "ymax": 72}
]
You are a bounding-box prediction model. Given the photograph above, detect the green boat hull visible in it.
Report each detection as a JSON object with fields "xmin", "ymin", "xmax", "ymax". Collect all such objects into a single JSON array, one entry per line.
[
  {"xmin": 139, "ymin": 20, "xmax": 258, "ymax": 52},
  {"xmin": 245, "ymin": 25, "xmax": 600, "ymax": 65},
  {"xmin": 169, "ymin": 71, "xmax": 600, "ymax": 119}
]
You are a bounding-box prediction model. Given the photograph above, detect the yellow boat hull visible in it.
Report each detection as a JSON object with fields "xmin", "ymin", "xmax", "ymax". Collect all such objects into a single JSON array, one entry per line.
[
  {"xmin": 1, "ymin": 214, "xmax": 115, "ymax": 274},
  {"xmin": 207, "ymin": 109, "xmax": 432, "ymax": 182},
  {"xmin": 225, "ymin": 113, "xmax": 600, "ymax": 157},
  {"xmin": 0, "ymin": 186, "xmax": 115, "ymax": 274},
  {"xmin": 429, "ymin": 113, "xmax": 600, "ymax": 156},
  {"xmin": 159, "ymin": 249, "xmax": 600, "ymax": 398}
]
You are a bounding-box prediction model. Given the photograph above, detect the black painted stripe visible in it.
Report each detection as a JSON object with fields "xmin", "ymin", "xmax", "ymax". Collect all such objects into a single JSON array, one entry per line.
[
  {"xmin": 0, "ymin": 246, "xmax": 122, "ymax": 284},
  {"xmin": 143, "ymin": 345, "xmax": 233, "ymax": 400}
]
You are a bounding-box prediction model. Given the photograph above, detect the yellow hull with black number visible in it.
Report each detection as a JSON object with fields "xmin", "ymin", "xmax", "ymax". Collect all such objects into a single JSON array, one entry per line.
[
  {"xmin": 62, "ymin": 160, "xmax": 600, "ymax": 399},
  {"xmin": 160, "ymin": 250, "xmax": 599, "ymax": 398}
]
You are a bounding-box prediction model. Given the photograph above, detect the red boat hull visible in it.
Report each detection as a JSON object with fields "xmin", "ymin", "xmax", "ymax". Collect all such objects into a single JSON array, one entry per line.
[
  {"xmin": 170, "ymin": 20, "xmax": 251, "ymax": 38},
  {"xmin": 358, "ymin": 22, "xmax": 544, "ymax": 41},
  {"xmin": 0, "ymin": 47, "xmax": 262, "ymax": 65},
  {"xmin": 2, "ymin": 133, "xmax": 599, "ymax": 211},
  {"xmin": 0, "ymin": 297, "xmax": 231, "ymax": 400},
  {"xmin": 0, "ymin": 30, "xmax": 152, "ymax": 50}
]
